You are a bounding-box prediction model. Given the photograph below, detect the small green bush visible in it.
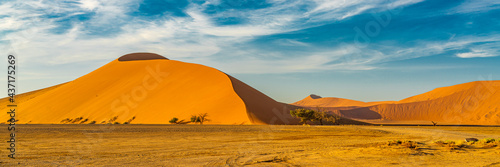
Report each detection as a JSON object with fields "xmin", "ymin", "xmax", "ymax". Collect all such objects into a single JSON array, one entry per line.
[{"xmin": 169, "ymin": 117, "xmax": 179, "ymax": 124}]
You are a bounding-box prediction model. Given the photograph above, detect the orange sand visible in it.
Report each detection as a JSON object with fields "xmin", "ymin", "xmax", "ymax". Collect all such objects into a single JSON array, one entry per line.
[
  {"xmin": 0, "ymin": 53, "xmax": 298, "ymax": 125},
  {"xmin": 293, "ymin": 81, "xmax": 500, "ymax": 125}
]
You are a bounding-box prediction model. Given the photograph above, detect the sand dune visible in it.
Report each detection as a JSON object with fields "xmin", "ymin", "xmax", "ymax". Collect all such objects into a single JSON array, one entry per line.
[
  {"xmin": 293, "ymin": 81, "xmax": 500, "ymax": 125},
  {"xmin": 5, "ymin": 52, "xmax": 498, "ymax": 125},
  {"xmin": 0, "ymin": 53, "xmax": 299, "ymax": 125}
]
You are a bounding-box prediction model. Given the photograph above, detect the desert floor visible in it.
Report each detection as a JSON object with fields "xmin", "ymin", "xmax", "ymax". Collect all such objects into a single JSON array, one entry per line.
[{"xmin": 1, "ymin": 125, "xmax": 499, "ymax": 166}]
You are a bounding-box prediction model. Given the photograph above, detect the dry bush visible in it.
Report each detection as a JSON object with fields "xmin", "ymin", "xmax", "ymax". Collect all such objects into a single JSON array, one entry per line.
[
  {"xmin": 107, "ymin": 116, "xmax": 119, "ymax": 124},
  {"xmin": 472, "ymin": 138, "xmax": 499, "ymax": 148},
  {"xmin": 60, "ymin": 118, "xmax": 72, "ymax": 124},
  {"xmin": 124, "ymin": 116, "xmax": 136, "ymax": 124},
  {"xmin": 79, "ymin": 118, "xmax": 89, "ymax": 124},
  {"xmin": 71, "ymin": 117, "xmax": 83, "ymax": 123},
  {"xmin": 387, "ymin": 140, "xmax": 420, "ymax": 149},
  {"xmin": 434, "ymin": 140, "xmax": 467, "ymax": 150}
]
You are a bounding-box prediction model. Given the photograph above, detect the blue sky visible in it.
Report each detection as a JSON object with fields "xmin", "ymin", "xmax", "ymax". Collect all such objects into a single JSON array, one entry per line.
[{"xmin": 1, "ymin": 0, "xmax": 499, "ymax": 103}]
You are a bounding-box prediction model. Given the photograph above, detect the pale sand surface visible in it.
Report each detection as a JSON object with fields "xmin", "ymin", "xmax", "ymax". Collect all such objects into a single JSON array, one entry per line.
[{"xmin": 1, "ymin": 125, "xmax": 499, "ymax": 166}]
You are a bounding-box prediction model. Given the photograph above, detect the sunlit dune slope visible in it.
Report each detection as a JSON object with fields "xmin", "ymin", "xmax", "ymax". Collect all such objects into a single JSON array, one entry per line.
[
  {"xmin": 0, "ymin": 83, "xmax": 67, "ymax": 112},
  {"xmin": 0, "ymin": 53, "xmax": 299, "ymax": 124},
  {"xmin": 367, "ymin": 81, "xmax": 500, "ymax": 125},
  {"xmin": 399, "ymin": 81, "xmax": 491, "ymax": 103},
  {"xmin": 293, "ymin": 81, "xmax": 500, "ymax": 125}
]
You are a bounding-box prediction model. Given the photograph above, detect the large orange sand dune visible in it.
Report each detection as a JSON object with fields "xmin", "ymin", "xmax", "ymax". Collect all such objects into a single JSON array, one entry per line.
[{"xmin": 0, "ymin": 53, "xmax": 299, "ymax": 125}]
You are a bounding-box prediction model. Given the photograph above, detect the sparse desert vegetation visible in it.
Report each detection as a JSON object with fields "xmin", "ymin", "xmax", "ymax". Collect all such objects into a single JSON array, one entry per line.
[
  {"xmin": 190, "ymin": 113, "xmax": 210, "ymax": 125},
  {"xmin": 169, "ymin": 117, "xmax": 189, "ymax": 124},
  {"xmin": 59, "ymin": 116, "xmax": 136, "ymax": 125},
  {"xmin": 290, "ymin": 108, "xmax": 342, "ymax": 125}
]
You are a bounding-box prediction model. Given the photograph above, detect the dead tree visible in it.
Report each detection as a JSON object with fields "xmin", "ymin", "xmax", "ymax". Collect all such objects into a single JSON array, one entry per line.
[{"xmin": 431, "ymin": 121, "xmax": 438, "ymax": 126}]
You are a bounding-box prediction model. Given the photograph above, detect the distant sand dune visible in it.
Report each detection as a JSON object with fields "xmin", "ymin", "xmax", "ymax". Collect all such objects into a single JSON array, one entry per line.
[{"xmin": 293, "ymin": 81, "xmax": 500, "ymax": 125}]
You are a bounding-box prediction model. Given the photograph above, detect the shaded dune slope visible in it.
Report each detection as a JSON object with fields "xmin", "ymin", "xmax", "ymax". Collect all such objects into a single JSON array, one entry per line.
[{"xmin": 227, "ymin": 76, "xmax": 299, "ymax": 125}]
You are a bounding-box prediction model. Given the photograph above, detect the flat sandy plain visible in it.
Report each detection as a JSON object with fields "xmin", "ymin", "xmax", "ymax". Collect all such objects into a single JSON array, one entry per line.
[{"xmin": 1, "ymin": 125, "xmax": 499, "ymax": 166}]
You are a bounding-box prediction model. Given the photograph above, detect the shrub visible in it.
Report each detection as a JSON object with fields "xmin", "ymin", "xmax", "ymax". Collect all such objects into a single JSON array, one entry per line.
[
  {"xmin": 431, "ymin": 121, "xmax": 438, "ymax": 126},
  {"xmin": 474, "ymin": 138, "xmax": 499, "ymax": 148},
  {"xmin": 387, "ymin": 140, "xmax": 419, "ymax": 149},
  {"xmin": 71, "ymin": 117, "xmax": 84, "ymax": 123},
  {"xmin": 80, "ymin": 118, "xmax": 89, "ymax": 124},
  {"xmin": 60, "ymin": 118, "xmax": 72, "ymax": 124},
  {"xmin": 169, "ymin": 117, "xmax": 179, "ymax": 124},
  {"xmin": 198, "ymin": 113, "xmax": 210, "ymax": 124},
  {"xmin": 434, "ymin": 140, "xmax": 466, "ymax": 150},
  {"xmin": 89, "ymin": 121, "xmax": 96, "ymax": 124},
  {"xmin": 108, "ymin": 116, "xmax": 119, "ymax": 123},
  {"xmin": 191, "ymin": 115, "xmax": 200, "ymax": 123},
  {"xmin": 190, "ymin": 113, "xmax": 210, "ymax": 124},
  {"xmin": 125, "ymin": 116, "xmax": 136, "ymax": 124},
  {"xmin": 290, "ymin": 108, "xmax": 315, "ymax": 125}
]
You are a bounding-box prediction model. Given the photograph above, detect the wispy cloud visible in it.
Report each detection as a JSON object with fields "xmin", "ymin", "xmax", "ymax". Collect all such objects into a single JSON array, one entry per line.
[
  {"xmin": 0, "ymin": 0, "xmax": 422, "ymax": 68},
  {"xmin": 449, "ymin": 0, "xmax": 500, "ymax": 14},
  {"xmin": 456, "ymin": 50, "xmax": 495, "ymax": 58},
  {"xmin": 1, "ymin": 0, "xmax": 499, "ymax": 79}
]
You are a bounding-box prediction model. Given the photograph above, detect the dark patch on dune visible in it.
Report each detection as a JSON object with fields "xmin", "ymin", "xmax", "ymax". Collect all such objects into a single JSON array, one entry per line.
[
  {"xmin": 118, "ymin": 53, "xmax": 168, "ymax": 61},
  {"xmin": 309, "ymin": 94, "xmax": 322, "ymax": 99}
]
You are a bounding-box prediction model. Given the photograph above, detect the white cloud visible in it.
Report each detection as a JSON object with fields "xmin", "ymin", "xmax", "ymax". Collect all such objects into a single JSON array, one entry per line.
[
  {"xmin": 456, "ymin": 51, "xmax": 494, "ymax": 58},
  {"xmin": 449, "ymin": 0, "xmax": 500, "ymax": 14},
  {"xmin": 304, "ymin": 0, "xmax": 423, "ymax": 22},
  {"xmin": 456, "ymin": 49, "xmax": 497, "ymax": 58},
  {"xmin": 78, "ymin": 0, "xmax": 100, "ymax": 11}
]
